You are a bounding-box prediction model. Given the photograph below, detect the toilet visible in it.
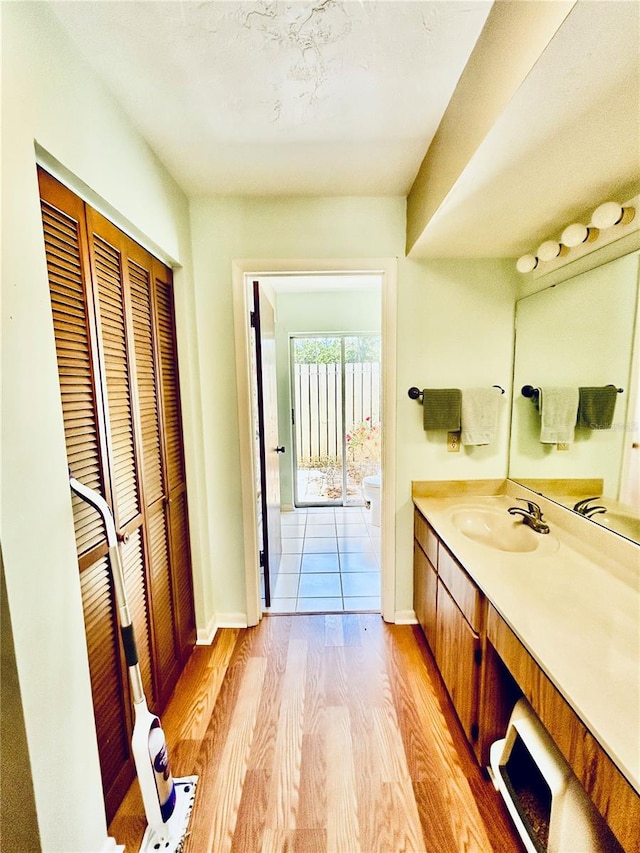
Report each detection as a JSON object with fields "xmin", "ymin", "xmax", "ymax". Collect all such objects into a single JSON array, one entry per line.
[{"xmin": 362, "ymin": 474, "xmax": 382, "ymax": 526}]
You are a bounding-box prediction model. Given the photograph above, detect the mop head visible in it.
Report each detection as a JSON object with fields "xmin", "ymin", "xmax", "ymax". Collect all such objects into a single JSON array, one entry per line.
[{"xmin": 139, "ymin": 776, "xmax": 198, "ymax": 853}]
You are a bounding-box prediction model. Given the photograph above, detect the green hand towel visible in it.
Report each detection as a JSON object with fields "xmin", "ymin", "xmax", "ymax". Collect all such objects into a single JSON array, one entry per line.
[
  {"xmin": 577, "ymin": 386, "xmax": 618, "ymax": 429},
  {"xmin": 422, "ymin": 388, "xmax": 462, "ymax": 431}
]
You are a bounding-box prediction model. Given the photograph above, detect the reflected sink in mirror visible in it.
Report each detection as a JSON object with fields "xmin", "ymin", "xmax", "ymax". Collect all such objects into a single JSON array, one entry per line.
[
  {"xmin": 450, "ymin": 506, "xmax": 560, "ymax": 555},
  {"xmin": 594, "ymin": 511, "xmax": 640, "ymax": 541}
]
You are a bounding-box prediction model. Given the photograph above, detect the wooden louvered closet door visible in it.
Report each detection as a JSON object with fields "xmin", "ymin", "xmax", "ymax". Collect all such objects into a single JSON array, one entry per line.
[
  {"xmin": 154, "ymin": 262, "xmax": 195, "ymax": 662},
  {"xmin": 38, "ymin": 168, "xmax": 195, "ymax": 823}
]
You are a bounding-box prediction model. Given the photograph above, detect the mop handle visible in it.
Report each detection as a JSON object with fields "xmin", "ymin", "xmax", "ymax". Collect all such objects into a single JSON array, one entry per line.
[{"xmin": 69, "ymin": 474, "xmax": 145, "ymax": 705}]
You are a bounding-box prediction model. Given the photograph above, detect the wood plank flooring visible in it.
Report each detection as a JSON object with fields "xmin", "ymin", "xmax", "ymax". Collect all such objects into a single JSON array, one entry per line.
[{"xmin": 109, "ymin": 614, "xmax": 524, "ymax": 852}]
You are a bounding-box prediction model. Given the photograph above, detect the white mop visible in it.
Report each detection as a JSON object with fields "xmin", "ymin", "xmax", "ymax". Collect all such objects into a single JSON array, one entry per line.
[{"xmin": 70, "ymin": 475, "xmax": 198, "ymax": 853}]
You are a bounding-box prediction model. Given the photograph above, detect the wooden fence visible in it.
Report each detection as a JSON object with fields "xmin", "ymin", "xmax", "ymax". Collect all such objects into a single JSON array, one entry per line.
[{"xmin": 293, "ymin": 362, "xmax": 381, "ymax": 464}]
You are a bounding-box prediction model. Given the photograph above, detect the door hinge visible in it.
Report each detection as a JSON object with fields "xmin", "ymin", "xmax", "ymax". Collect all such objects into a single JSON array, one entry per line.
[
  {"xmin": 250, "ymin": 311, "xmax": 256, "ymax": 328},
  {"xmin": 259, "ymin": 549, "xmax": 265, "ymax": 567},
  {"xmin": 474, "ymin": 647, "xmax": 482, "ymax": 666},
  {"xmin": 291, "ymin": 408, "xmax": 295, "ymax": 426}
]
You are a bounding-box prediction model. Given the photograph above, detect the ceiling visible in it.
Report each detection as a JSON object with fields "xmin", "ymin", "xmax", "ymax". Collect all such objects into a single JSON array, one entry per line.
[{"xmin": 48, "ymin": 0, "xmax": 640, "ymax": 257}]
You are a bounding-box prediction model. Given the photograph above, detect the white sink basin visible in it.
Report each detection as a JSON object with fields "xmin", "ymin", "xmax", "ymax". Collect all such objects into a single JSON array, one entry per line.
[{"xmin": 450, "ymin": 506, "xmax": 559, "ymax": 554}]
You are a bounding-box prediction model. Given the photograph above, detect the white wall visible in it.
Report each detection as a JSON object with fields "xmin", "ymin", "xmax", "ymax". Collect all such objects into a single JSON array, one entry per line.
[
  {"xmin": 1, "ymin": 5, "xmax": 206, "ymax": 850},
  {"xmin": 274, "ymin": 288, "xmax": 382, "ymax": 507},
  {"xmin": 395, "ymin": 257, "xmax": 517, "ymax": 607},
  {"xmin": 189, "ymin": 197, "xmax": 518, "ymax": 618}
]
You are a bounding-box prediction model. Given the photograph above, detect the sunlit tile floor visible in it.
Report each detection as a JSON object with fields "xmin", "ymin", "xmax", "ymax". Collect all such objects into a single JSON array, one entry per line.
[{"xmin": 264, "ymin": 505, "xmax": 381, "ymax": 614}]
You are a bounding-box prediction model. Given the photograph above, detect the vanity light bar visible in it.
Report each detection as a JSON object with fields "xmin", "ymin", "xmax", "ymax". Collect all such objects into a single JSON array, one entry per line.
[{"xmin": 516, "ymin": 195, "xmax": 638, "ymax": 275}]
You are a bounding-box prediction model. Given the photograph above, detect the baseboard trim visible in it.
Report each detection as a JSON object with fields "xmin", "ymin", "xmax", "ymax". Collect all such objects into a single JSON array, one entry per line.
[
  {"xmin": 196, "ymin": 612, "xmax": 248, "ymax": 645},
  {"xmin": 394, "ymin": 609, "xmax": 418, "ymax": 625},
  {"xmin": 215, "ymin": 612, "xmax": 249, "ymax": 629},
  {"xmin": 196, "ymin": 615, "xmax": 218, "ymax": 645}
]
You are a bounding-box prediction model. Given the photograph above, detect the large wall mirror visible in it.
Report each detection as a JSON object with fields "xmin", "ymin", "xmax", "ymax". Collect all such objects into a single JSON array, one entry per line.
[{"xmin": 508, "ymin": 249, "xmax": 640, "ymax": 544}]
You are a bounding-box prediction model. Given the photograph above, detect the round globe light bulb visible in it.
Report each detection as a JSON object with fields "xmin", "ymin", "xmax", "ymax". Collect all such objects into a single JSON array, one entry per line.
[
  {"xmin": 561, "ymin": 223, "xmax": 589, "ymax": 247},
  {"xmin": 516, "ymin": 254, "xmax": 538, "ymax": 273},
  {"xmin": 537, "ymin": 240, "xmax": 561, "ymax": 262},
  {"xmin": 591, "ymin": 201, "xmax": 623, "ymax": 229}
]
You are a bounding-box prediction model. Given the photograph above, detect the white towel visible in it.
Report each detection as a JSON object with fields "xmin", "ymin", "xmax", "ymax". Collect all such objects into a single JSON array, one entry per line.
[
  {"xmin": 539, "ymin": 386, "xmax": 579, "ymax": 444},
  {"xmin": 460, "ymin": 387, "xmax": 501, "ymax": 446}
]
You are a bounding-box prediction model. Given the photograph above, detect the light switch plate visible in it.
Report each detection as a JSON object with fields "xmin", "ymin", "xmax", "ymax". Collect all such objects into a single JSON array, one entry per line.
[{"xmin": 447, "ymin": 432, "xmax": 461, "ymax": 452}]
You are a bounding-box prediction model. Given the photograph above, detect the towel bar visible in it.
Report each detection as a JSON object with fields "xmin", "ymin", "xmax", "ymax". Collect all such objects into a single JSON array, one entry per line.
[
  {"xmin": 521, "ymin": 385, "xmax": 540, "ymax": 401},
  {"xmin": 521, "ymin": 384, "xmax": 623, "ymax": 400},
  {"xmin": 408, "ymin": 385, "xmax": 505, "ymax": 402}
]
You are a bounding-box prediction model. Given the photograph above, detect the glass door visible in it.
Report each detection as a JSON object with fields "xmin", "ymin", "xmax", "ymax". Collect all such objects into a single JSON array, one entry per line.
[{"xmin": 291, "ymin": 334, "xmax": 381, "ymax": 507}]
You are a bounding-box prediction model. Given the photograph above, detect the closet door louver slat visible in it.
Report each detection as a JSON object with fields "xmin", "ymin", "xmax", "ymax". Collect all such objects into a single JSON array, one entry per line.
[
  {"xmin": 154, "ymin": 271, "xmax": 196, "ymax": 657},
  {"xmin": 40, "ymin": 195, "xmax": 106, "ymax": 557},
  {"xmin": 147, "ymin": 503, "xmax": 180, "ymax": 691},
  {"xmin": 79, "ymin": 555, "xmax": 133, "ymax": 822},
  {"xmin": 129, "ymin": 261, "xmax": 164, "ymax": 505},
  {"xmin": 169, "ymin": 489, "xmax": 196, "ymax": 655},
  {"xmin": 129, "ymin": 255, "xmax": 180, "ymax": 701},
  {"xmin": 155, "ymin": 277, "xmax": 186, "ymax": 489},
  {"xmin": 90, "ymin": 230, "xmax": 141, "ymax": 531},
  {"xmin": 121, "ymin": 529, "xmax": 154, "ymax": 704}
]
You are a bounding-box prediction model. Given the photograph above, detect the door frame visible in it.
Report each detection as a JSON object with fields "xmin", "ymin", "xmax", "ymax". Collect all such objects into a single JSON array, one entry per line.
[{"xmin": 232, "ymin": 259, "xmax": 397, "ymax": 626}]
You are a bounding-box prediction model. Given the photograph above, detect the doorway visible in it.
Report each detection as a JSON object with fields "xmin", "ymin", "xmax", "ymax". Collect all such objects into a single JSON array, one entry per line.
[
  {"xmin": 232, "ymin": 260, "xmax": 397, "ymax": 625},
  {"xmin": 291, "ymin": 333, "xmax": 381, "ymax": 508}
]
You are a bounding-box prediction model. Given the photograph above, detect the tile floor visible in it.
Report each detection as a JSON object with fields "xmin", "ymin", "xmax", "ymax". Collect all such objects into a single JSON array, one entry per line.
[{"xmin": 264, "ymin": 505, "xmax": 381, "ymax": 613}]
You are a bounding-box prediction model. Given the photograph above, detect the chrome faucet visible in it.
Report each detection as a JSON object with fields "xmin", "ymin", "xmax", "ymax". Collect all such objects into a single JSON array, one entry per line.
[
  {"xmin": 572, "ymin": 496, "xmax": 607, "ymax": 518},
  {"xmin": 507, "ymin": 498, "xmax": 550, "ymax": 534}
]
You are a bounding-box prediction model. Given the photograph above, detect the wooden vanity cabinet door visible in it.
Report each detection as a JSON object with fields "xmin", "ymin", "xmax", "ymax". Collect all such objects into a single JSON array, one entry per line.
[
  {"xmin": 436, "ymin": 580, "xmax": 480, "ymax": 745},
  {"xmin": 414, "ymin": 510, "xmax": 438, "ymax": 565},
  {"xmin": 438, "ymin": 544, "xmax": 483, "ymax": 632},
  {"xmin": 413, "ymin": 540, "xmax": 438, "ymax": 653}
]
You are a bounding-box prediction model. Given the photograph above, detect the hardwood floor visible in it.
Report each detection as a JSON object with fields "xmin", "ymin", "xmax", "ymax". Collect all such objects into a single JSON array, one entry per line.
[{"xmin": 109, "ymin": 614, "xmax": 524, "ymax": 852}]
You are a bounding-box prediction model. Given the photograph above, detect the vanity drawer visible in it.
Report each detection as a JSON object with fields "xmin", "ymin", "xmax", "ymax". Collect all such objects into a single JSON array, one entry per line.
[
  {"xmin": 414, "ymin": 510, "xmax": 438, "ymax": 566},
  {"xmin": 438, "ymin": 545, "xmax": 484, "ymax": 632}
]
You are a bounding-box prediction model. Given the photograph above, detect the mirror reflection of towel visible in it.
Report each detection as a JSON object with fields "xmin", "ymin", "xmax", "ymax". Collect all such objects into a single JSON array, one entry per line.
[
  {"xmin": 539, "ymin": 387, "xmax": 579, "ymax": 444},
  {"xmin": 577, "ymin": 386, "xmax": 618, "ymax": 429},
  {"xmin": 422, "ymin": 388, "xmax": 461, "ymax": 431}
]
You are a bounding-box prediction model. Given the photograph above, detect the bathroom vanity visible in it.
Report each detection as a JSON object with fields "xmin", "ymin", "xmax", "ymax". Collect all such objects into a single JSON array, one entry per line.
[{"xmin": 412, "ymin": 479, "xmax": 639, "ymax": 853}]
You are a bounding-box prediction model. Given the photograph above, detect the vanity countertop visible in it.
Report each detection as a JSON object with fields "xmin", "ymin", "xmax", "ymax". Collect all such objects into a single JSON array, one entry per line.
[{"xmin": 413, "ymin": 481, "xmax": 640, "ymax": 795}]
